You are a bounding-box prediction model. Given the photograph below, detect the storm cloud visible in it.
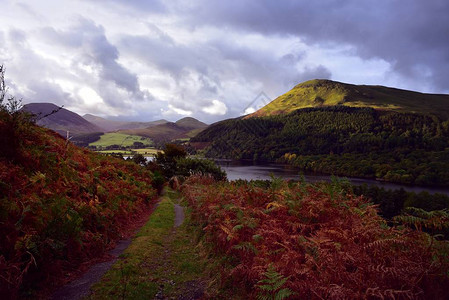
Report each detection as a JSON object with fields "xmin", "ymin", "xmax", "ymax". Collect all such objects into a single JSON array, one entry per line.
[
  {"xmin": 0, "ymin": 0, "xmax": 447, "ymax": 123},
  {"xmin": 178, "ymin": 0, "xmax": 449, "ymax": 92}
]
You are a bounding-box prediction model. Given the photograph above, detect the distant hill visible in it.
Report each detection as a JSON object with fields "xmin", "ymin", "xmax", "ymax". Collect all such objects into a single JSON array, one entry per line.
[
  {"xmin": 175, "ymin": 117, "xmax": 208, "ymax": 130},
  {"xmin": 249, "ymin": 79, "xmax": 449, "ymax": 119},
  {"xmin": 83, "ymin": 114, "xmax": 168, "ymax": 132},
  {"xmin": 23, "ymin": 103, "xmax": 103, "ymax": 135},
  {"xmin": 121, "ymin": 117, "xmax": 208, "ymax": 142}
]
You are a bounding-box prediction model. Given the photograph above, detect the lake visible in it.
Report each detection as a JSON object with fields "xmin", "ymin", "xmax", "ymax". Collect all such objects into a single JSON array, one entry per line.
[{"xmin": 215, "ymin": 159, "xmax": 449, "ymax": 196}]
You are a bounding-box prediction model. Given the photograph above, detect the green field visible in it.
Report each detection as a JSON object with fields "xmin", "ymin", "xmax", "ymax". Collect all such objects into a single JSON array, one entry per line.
[
  {"xmin": 89, "ymin": 133, "xmax": 153, "ymax": 147},
  {"xmin": 97, "ymin": 148, "xmax": 160, "ymax": 156}
]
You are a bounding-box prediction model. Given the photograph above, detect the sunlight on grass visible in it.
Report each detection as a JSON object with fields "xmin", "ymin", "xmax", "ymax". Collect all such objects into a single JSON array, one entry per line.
[{"xmin": 89, "ymin": 133, "xmax": 153, "ymax": 148}]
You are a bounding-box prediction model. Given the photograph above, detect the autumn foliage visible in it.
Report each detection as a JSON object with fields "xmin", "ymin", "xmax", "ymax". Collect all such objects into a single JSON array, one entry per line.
[
  {"xmin": 0, "ymin": 117, "xmax": 158, "ymax": 297},
  {"xmin": 181, "ymin": 176, "xmax": 449, "ymax": 299}
]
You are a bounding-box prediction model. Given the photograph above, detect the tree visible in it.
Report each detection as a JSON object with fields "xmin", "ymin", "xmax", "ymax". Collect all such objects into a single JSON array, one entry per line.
[
  {"xmin": 155, "ymin": 143, "xmax": 187, "ymax": 178},
  {"xmin": 0, "ymin": 65, "xmax": 23, "ymax": 114}
]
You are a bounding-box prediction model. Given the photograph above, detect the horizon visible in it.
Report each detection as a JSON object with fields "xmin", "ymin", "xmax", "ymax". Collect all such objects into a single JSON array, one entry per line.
[{"xmin": 1, "ymin": 0, "xmax": 448, "ymax": 123}]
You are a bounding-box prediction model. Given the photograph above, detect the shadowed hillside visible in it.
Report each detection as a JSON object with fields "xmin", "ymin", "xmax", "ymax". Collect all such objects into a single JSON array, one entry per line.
[
  {"xmin": 23, "ymin": 103, "xmax": 104, "ymax": 135},
  {"xmin": 121, "ymin": 117, "xmax": 208, "ymax": 142},
  {"xmin": 83, "ymin": 114, "xmax": 168, "ymax": 132}
]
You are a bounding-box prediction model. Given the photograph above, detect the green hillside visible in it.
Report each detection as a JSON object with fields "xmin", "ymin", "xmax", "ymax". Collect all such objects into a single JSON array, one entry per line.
[
  {"xmin": 251, "ymin": 79, "xmax": 449, "ymax": 119},
  {"xmin": 193, "ymin": 106, "xmax": 449, "ymax": 186}
]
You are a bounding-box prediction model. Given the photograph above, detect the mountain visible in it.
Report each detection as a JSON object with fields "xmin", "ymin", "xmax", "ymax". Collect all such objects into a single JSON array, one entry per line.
[
  {"xmin": 192, "ymin": 80, "xmax": 449, "ymax": 187},
  {"xmin": 23, "ymin": 103, "xmax": 103, "ymax": 135},
  {"xmin": 249, "ymin": 79, "xmax": 449, "ymax": 119},
  {"xmin": 83, "ymin": 114, "xmax": 168, "ymax": 132},
  {"xmin": 121, "ymin": 117, "xmax": 208, "ymax": 142}
]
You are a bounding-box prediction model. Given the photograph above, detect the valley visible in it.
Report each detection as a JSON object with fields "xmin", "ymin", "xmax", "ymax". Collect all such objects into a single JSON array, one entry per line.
[{"xmin": 2, "ymin": 71, "xmax": 449, "ymax": 299}]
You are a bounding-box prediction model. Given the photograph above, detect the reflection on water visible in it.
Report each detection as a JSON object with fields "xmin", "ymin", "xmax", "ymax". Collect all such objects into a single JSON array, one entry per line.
[{"xmin": 215, "ymin": 159, "xmax": 449, "ymax": 196}]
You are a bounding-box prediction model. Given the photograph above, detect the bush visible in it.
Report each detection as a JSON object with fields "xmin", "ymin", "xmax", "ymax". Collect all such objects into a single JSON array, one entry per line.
[{"xmin": 176, "ymin": 157, "xmax": 226, "ymax": 181}]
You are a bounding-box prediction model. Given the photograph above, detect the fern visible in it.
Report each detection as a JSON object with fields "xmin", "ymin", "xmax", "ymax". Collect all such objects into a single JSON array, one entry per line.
[
  {"xmin": 256, "ymin": 265, "xmax": 295, "ymax": 300},
  {"xmin": 232, "ymin": 241, "xmax": 258, "ymax": 254},
  {"xmin": 394, "ymin": 207, "xmax": 449, "ymax": 231}
]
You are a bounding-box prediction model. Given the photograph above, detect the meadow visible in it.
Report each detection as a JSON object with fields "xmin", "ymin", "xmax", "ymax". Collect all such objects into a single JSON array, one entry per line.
[{"xmin": 89, "ymin": 132, "xmax": 153, "ymax": 148}]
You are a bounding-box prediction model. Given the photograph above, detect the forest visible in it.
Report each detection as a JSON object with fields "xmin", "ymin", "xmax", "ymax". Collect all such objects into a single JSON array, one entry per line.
[{"xmin": 193, "ymin": 106, "xmax": 449, "ymax": 186}]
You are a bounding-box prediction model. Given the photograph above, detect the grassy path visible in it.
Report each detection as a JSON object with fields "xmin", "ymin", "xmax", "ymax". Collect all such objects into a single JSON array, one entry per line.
[{"xmin": 87, "ymin": 190, "xmax": 208, "ymax": 299}]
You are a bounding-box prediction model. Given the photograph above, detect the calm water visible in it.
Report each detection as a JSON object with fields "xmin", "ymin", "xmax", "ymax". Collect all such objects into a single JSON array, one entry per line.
[{"xmin": 215, "ymin": 160, "xmax": 449, "ymax": 196}]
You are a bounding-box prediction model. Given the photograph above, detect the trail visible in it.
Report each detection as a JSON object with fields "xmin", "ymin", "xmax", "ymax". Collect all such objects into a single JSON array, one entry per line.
[
  {"xmin": 51, "ymin": 239, "xmax": 134, "ymax": 300},
  {"xmin": 54, "ymin": 192, "xmax": 208, "ymax": 300},
  {"xmin": 52, "ymin": 198, "xmax": 188, "ymax": 300}
]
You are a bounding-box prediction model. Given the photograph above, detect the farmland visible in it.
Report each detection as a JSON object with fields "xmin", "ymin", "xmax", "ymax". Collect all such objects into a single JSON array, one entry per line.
[{"xmin": 89, "ymin": 132, "xmax": 153, "ymax": 148}]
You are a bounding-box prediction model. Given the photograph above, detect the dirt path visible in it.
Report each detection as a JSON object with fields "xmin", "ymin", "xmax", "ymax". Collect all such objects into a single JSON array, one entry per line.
[
  {"xmin": 51, "ymin": 239, "xmax": 133, "ymax": 300},
  {"xmin": 174, "ymin": 204, "xmax": 185, "ymax": 227},
  {"xmin": 86, "ymin": 194, "xmax": 208, "ymax": 299},
  {"xmin": 52, "ymin": 194, "xmax": 201, "ymax": 299},
  {"xmin": 50, "ymin": 200, "xmax": 176, "ymax": 300}
]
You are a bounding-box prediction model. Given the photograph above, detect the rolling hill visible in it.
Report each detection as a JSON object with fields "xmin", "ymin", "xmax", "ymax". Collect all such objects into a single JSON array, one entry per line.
[
  {"xmin": 249, "ymin": 79, "xmax": 449, "ymax": 119},
  {"xmin": 83, "ymin": 114, "xmax": 168, "ymax": 132},
  {"xmin": 121, "ymin": 117, "xmax": 208, "ymax": 142},
  {"xmin": 23, "ymin": 103, "xmax": 104, "ymax": 135},
  {"xmin": 192, "ymin": 80, "xmax": 449, "ymax": 186}
]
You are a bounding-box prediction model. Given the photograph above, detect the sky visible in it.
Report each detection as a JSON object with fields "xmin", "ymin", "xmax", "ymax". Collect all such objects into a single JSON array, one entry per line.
[{"xmin": 1, "ymin": 0, "xmax": 448, "ymax": 124}]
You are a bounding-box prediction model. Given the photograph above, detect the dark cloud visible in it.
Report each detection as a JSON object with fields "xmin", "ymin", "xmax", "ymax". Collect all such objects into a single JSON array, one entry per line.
[
  {"xmin": 118, "ymin": 30, "xmax": 331, "ymax": 122},
  {"xmin": 177, "ymin": 0, "xmax": 449, "ymax": 92},
  {"xmin": 2, "ymin": 0, "xmax": 446, "ymax": 123}
]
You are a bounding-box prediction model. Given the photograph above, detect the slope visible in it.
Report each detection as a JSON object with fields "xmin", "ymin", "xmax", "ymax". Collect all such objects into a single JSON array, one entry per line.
[
  {"xmin": 23, "ymin": 103, "xmax": 104, "ymax": 135},
  {"xmin": 121, "ymin": 117, "xmax": 208, "ymax": 142},
  {"xmin": 250, "ymin": 79, "xmax": 449, "ymax": 119},
  {"xmin": 83, "ymin": 114, "xmax": 168, "ymax": 132},
  {"xmin": 193, "ymin": 106, "xmax": 449, "ymax": 186},
  {"xmin": 0, "ymin": 109, "xmax": 158, "ymax": 297}
]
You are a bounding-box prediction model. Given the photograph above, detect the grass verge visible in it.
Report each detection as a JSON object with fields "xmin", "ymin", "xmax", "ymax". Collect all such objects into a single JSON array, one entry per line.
[{"xmin": 87, "ymin": 190, "xmax": 210, "ymax": 299}]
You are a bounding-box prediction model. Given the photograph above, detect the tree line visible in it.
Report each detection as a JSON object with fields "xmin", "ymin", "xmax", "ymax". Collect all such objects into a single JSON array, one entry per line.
[{"xmin": 193, "ymin": 106, "xmax": 449, "ymax": 186}]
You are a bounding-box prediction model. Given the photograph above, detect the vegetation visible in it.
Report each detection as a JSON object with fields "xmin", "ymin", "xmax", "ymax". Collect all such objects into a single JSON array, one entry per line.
[
  {"xmin": 153, "ymin": 143, "xmax": 226, "ymax": 181},
  {"xmin": 180, "ymin": 175, "xmax": 449, "ymax": 299},
  {"xmin": 251, "ymin": 79, "xmax": 449, "ymax": 119},
  {"xmin": 71, "ymin": 131, "xmax": 104, "ymax": 147},
  {"xmin": 193, "ymin": 106, "xmax": 449, "ymax": 186},
  {"xmin": 89, "ymin": 132, "xmax": 153, "ymax": 149},
  {"xmin": 89, "ymin": 190, "xmax": 210, "ymax": 299},
  {"xmin": 0, "ymin": 66, "xmax": 159, "ymax": 297},
  {"xmin": 352, "ymin": 184, "xmax": 449, "ymax": 219},
  {"xmin": 120, "ymin": 121, "xmax": 205, "ymax": 144}
]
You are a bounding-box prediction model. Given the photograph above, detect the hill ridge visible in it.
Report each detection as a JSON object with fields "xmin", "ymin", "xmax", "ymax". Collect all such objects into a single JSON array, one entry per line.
[
  {"xmin": 250, "ymin": 79, "xmax": 449, "ymax": 119},
  {"xmin": 23, "ymin": 103, "xmax": 104, "ymax": 135}
]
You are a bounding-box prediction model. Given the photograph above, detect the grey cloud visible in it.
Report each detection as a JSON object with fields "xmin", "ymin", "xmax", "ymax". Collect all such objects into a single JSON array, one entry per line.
[
  {"xmin": 27, "ymin": 80, "xmax": 74, "ymax": 105},
  {"xmin": 41, "ymin": 18, "xmax": 150, "ymax": 105},
  {"xmin": 82, "ymin": 0, "xmax": 166, "ymax": 14},
  {"xmin": 178, "ymin": 0, "xmax": 449, "ymax": 92},
  {"xmin": 118, "ymin": 29, "xmax": 332, "ymax": 123},
  {"xmin": 0, "ymin": 29, "xmax": 78, "ymax": 105}
]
